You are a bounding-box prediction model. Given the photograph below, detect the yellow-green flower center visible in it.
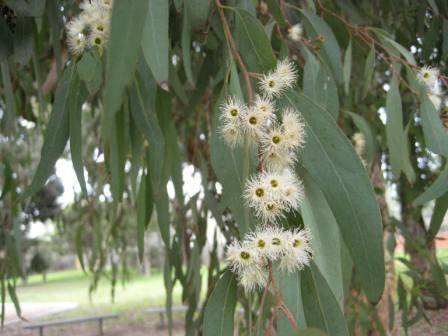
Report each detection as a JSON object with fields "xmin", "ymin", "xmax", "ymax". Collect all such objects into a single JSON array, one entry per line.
[
  {"xmin": 423, "ymin": 72, "xmax": 429, "ymax": 78},
  {"xmin": 95, "ymin": 37, "xmax": 102, "ymax": 45},
  {"xmin": 268, "ymin": 80, "xmax": 275, "ymax": 88},
  {"xmin": 258, "ymin": 239, "xmax": 266, "ymax": 248},
  {"xmin": 230, "ymin": 108, "xmax": 238, "ymax": 117},
  {"xmin": 272, "ymin": 237, "xmax": 281, "ymax": 245},
  {"xmin": 266, "ymin": 203, "xmax": 274, "ymax": 211},
  {"xmin": 270, "ymin": 179, "xmax": 278, "ymax": 188},
  {"xmin": 255, "ymin": 188, "xmax": 264, "ymax": 197},
  {"xmin": 272, "ymin": 135, "xmax": 281, "ymax": 144},
  {"xmin": 240, "ymin": 251, "xmax": 250, "ymax": 260},
  {"xmin": 293, "ymin": 239, "xmax": 301, "ymax": 248},
  {"xmin": 249, "ymin": 116, "xmax": 257, "ymax": 125}
]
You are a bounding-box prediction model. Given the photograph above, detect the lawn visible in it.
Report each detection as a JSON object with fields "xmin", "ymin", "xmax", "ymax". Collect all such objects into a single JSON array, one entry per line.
[{"xmin": 11, "ymin": 268, "xmax": 186, "ymax": 317}]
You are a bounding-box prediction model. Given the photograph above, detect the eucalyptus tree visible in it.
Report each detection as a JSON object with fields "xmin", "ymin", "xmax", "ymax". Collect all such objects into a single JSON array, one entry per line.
[{"xmin": 0, "ymin": 0, "xmax": 447, "ymax": 335}]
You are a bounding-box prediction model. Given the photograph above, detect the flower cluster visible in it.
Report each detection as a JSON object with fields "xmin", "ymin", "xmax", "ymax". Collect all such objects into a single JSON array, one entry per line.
[
  {"xmin": 244, "ymin": 169, "xmax": 304, "ymax": 224},
  {"xmin": 219, "ymin": 60, "xmax": 305, "ymax": 224},
  {"xmin": 226, "ymin": 227, "xmax": 312, "ymax": 292},
  {"xmin": 418, "ymin": 66, "xmax": 443, "ymax": 110},
  {"xmin": 66, "ymin": 0, "xmax": 113, "ymax": 56}
]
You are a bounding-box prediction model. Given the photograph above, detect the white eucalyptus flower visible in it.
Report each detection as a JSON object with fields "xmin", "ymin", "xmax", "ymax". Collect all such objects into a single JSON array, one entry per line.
[
  {"xmin": 225, "ymin": 240, "xmax": 259, "ymax": 274},
  {"xmin": 288, "ymin": 23, "xmax": 303, "ymax": 42},
  {"xmin": 238, "ymin": 265, "xmax": 268, "ymax": 293},
  {"xmin": 417, "ymin": 66, "xmax": 439, "ymax": 88},
  {"xmin": 66, "ymin": 17, "xmax": 87, "ymax": 55},
  {"xmin": 280, "ymin": 228, "xmax": 313, "ymax": 273},
  {"xmin": 219, "ymin": 96, "xmax": 247, "ymax": 126}
]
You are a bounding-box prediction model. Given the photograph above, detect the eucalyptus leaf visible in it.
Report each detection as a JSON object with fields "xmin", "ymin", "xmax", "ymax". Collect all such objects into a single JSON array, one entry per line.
[
  {"xmin": 22, "ymin": 64, "xmax": 76, "ymax": 199},
  {"xmin": 104, "ymin": 0, "xmax": 148, "ymax": 130},
  {"xmin": 282, "ymin": 91, "xmax": 384, "ymax": 303},
  {"xmin": 142, "ymin": 0, "xmax": 169, "ymax": 87},
  {"xmin": 203, "ymin": 271, "xmax": 237, "ymax": 336},
  {"xmin": 233, "ymin": 8, "xmax": 276, "ymax": 72}
]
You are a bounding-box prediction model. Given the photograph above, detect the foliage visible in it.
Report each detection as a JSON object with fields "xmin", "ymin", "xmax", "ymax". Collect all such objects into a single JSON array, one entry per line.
[{"xmin": 1, "ymin": 0, "xmax": 448, "ymax": 334}]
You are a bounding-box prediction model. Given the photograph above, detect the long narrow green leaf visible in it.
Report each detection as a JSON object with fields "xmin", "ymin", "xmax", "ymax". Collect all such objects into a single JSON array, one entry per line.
[
  {"xmin": 282, "ymin": 91, "xmax": 384, "ymax": 303},
  {"xmin": 233, "ymin": 8, "xmax": 276, "ymax": 72},
  {"xmin": 109, "ymin": 101, "xmax": 129, "ymax": 203},
  {"xmin": 7, "ymin": 283, "xmax": 22, "ymax": 319},
  {"xmin": 343, "ymin": 39, "xmax": 352, "ymax": 95},
  {"xmin": 420, "ymin": 87, "xmax": 448, "ymax": 157},
  {"xmin": 129, "ymin": 78, "xmax": 165, "ymax": 194},
  {"xmin": 203, "ymin": 271, "xmax": 237, "ymax": 336},
  {"xmin": 299, "ymin": 9, "xmax": 343, "ymax": 83},
  {"xmin": 362, "ymin": 45, "xmax": 375, "ymax": 98},
  {"xmin": 301, "ymin": 262, "xmax": 349, "ymax": 336},
  {"xmin": 69, "ymin": 67, "xmax": 88, "ymax": 196},
  {"xmin": 137, "ymin": 171, "xmax": 147, "ymax": 263},
  {"xmin": 142, "ymin": 0, "xmax": 169, "ymax": 87},
  {"xmin": 301, "ymin": 170, "xmax": 344, "ymax": 304},
  {"xmin": 77, "ymin": 49, "xmax": 102, "ymax": 95},
  {"xmin": 104, "ymin": 0, "xmax": 149, "ymax": 130},
  {"xmin": 427, "ymin": 192, "xmax": 448, "ymax": 241},
  {"xmin": 385, "ymin": 75, "xmax": 414, "ymax": 181},
  {"xmin": 22, "ymin": 64, "xmax": 76, "ymax": 199}
]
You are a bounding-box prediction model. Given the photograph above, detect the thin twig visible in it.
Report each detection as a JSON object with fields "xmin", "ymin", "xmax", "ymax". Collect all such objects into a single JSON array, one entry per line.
[{"xmin": 215, "ymin": 0, "xmax": 254, "ymax": 103}]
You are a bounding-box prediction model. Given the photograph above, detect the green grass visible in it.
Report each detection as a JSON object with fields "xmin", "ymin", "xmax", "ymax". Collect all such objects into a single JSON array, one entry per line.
[{"xmin": 11, "ymin": 268, "xmax": 185, "ymax": 317}]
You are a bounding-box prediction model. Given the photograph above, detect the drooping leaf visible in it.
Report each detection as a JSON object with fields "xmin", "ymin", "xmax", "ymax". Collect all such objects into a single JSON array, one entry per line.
[
  {"xmin": 373, "ymin": 28, "xmax": 416, "ymax": 66},
  {"xmin": 22, "ymin": 64, "xmax": 76, "ymax": 199},
  {"xmin": 136, "ymin": 164, "xmax": 153, "ymax": 262},
  {"xmin": 385, "ymin": 75, "xmax": 414, "ymax": 181},
  {"xmin": 186, "ymin": 0, "xmax": 210, "ymax": 29},
  {"xmin": 301, "ymin": 47, "xmax": 339, "ymax": 119},
  {"xmin": 300, "ymin": 170, "xmax": 344, "ymax": 304},
  {"xmin": 301, "ymin": 262, "xmax": 349, "ymax": 336},
  {"xmin": 129, "ymin": 77, "xmax": 165, "ymax": 194},
  {"xmin": 109, "ymin": 100, "xmax": 130, "ymax": 203},
  {"xmin": 233, "ymin": 8, "xmax": 276, "ymax": 72},
  {"xmin": 142, "ymin": 0, "xmax": 169, "ymax": 87},
  {"xmin": 77, "ymin": 49, "xmax": 103, "ymax": 95},
  {"xmin": 7, "ymin": 283, "xmax": 22, "ymax": 319},
  {"xmin": 299, "ymin": 9, "xmax": 343, "ymax": 83},
  {"xmin": 210, "ymin": 82, "xmax": 256, "ymax": 236},
  {"xmin": 265, "ymin": 0, "xmax": 287, "ymax": 28},
  {"xmin": 69, "ymin": 67, "xmax": 88, "ymax": 196},
  {"xmin": 413, "ymin": 165, "xmax": 448, "ymax": 205},
  {"xmin": 282, "ymin": 91, "xmax": 384, "ymax": 303},
  {"xmin": 362, "ymin": 45, "xmax": 375, "ymax": 98},
  {"xmin": 203, "ymin": 271, "xmax": 237, "ymax": 336},
  {"xmin": 427, "ymin": 193, "xmax": 448, "ymax": 240},
  {"xmin": 343, "ymin": 39, "xmax": 352, "ymax": 95},
  {"xmin": 103, "ymin": 0, "xmax": 149, "ymax": 130},
  {"xmin": 419, "ymin": 87, "xmax": 448, "ymax": 157}
]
